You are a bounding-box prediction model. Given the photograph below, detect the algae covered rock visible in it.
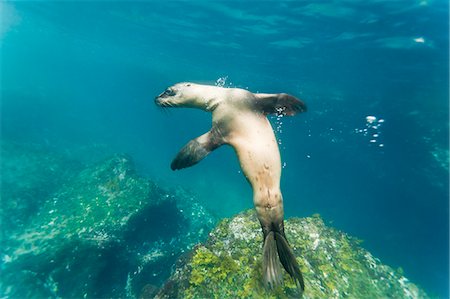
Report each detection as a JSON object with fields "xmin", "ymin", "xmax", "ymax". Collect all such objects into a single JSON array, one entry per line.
[
  {"xmin": 1, "ymin": 154, "xmax": 216, "ymax": 299},
  {"xmin": 156, "ymin": 210, "xmax": 428, "ymax": 299}
]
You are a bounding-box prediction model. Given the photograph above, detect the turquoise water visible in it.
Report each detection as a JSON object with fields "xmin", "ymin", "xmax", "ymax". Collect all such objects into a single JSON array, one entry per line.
[{"xmin": 1, "ymin": 1, "xmax": 448, "ymax": 297}]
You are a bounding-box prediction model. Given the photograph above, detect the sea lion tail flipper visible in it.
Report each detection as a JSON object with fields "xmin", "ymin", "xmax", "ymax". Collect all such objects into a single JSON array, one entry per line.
[
  {"xmin": 255, "ymin": 93, "xmax": 307, "ymax": 116},
  {"xmin": 275, "ymin": 231, "xmax": 305, "ymax": 292},
  {"xmin": 262, "ymin": 231, "xmax": 283, "ymax": 288},
  {"xmin": 171, "ymin": 129, "xmax": 223, "ymax": 170}
]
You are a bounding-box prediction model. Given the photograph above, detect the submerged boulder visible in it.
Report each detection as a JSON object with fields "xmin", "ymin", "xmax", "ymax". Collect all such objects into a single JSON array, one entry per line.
[
  {"xmin": 156, "ymin": 210, "xmax": 428, "ymax": 299},
  {"xmin": 1, "ymin": 154, "xmax": 216, "ymax": 298}
]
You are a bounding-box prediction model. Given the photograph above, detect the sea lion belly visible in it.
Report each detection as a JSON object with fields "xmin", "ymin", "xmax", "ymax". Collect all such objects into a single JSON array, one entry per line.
[{"xmin": 225, "ymin": 112, "xmax": 283, "ymax": 226}]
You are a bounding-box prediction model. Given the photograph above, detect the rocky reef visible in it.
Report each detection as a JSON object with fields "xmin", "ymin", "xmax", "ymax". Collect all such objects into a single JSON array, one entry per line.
[
  {"xmin": 1, "ymin": 146, "xmax": 216, "ymax": 298},
  {"xmin": 1, "ymin": 141, "xmax": 429, "ymax": 299},
  {"xmin": 156, "ymin": 210, "xmax": 429, "ymax": 299}
]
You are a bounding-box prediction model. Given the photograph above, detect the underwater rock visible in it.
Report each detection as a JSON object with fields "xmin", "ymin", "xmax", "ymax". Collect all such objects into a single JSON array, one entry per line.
[
  {"xmin": 156, "ymin": 210, "xmax": 429, "ymax": 299},
  {"xmin": 1, "ymin": 141, "xmax": 82, "ymax": 233},
  {"xmin": 1, "ymin": 154, "xmax": 216, "ymax": 298}
]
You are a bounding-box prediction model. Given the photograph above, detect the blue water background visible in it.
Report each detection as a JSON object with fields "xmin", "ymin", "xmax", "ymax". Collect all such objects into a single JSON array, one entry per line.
[{"xmin": 1, "ymin": 1, "xmax": 448, "ymax": 297}]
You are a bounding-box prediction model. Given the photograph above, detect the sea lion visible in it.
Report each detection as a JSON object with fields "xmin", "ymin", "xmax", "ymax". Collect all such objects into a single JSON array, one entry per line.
[{"xmin": 155, "ymin": 82, "xmax": 306, "ymax": 291}]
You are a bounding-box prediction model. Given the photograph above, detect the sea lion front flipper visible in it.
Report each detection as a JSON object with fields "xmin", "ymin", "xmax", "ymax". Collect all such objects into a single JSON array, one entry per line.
[
  {"xmin": 171, "ymin": 128, "xmax": 223, "ymax": 171},
  {"xmin": 254, "ymin": 93, "xmax": 307, "ymax": 116}
]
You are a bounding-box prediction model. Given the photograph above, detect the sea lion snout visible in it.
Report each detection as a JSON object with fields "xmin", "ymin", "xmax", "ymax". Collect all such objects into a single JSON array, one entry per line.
[
  {"xmin": 155, "ymin": 91, "xmax": 175, "ymax": 107},
  {"xmin": 154, "ymin": 97, "xmax": 163, "ymax": 106},
  {"xmin": 155, "ymin": 86, "xmax": 181, "ymax": 107},
  {"xmin": 155, "ymin": 84, "xmax": 201, "ymax": 109}
]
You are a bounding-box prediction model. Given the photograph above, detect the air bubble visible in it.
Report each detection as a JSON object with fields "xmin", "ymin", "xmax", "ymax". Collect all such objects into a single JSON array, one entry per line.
[
  {"xmin": 366, "ymin": 116, "xmax": 377, "ymax": 123},
  {"xmin": 215, "ymin": 76, "xmax": 228, "ymax": 87},
  {"xmin": 274, "ymin": 107, "xmax": 285, "ymax": 145},
  {"xmin": 355, "ymin": 115, "xmax": 386, "ymax": 149}
]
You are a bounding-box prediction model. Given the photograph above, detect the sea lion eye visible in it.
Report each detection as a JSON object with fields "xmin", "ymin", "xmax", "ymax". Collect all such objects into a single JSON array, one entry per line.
[
  {"xmin": 186, "ymin": 84, "xmax": 191, "ymax": 87},
  {"xmin": 163, "ymin": 88, "xmax": 176, "ymax": 97}
]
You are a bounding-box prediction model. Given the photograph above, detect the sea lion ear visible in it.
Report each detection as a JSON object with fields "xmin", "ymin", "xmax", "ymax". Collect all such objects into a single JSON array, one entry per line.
[{"xmin": 254, "ymin": 93, "xmax": 307, "ymax": 116}]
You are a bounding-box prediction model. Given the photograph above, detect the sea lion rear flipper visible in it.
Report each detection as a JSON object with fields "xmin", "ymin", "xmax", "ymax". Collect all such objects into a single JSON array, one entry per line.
[
  {"xmin": 255, "ymin": 93, "xmax": 307, "ymax": 116},
  {"xmin": 171, "ymin": 128, "xmax": 223, "ymax": 171},
  {"xmin": 275, "ymin": 231, "xmax": 305, "ymax": 292},
  {"xmin": 262, "ymin": 223, "xmax": 305, "ymax": 294}
]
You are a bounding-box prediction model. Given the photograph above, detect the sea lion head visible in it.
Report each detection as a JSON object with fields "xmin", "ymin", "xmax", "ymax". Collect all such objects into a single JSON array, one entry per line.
[{"xmin": 155, "ymin": 82, "xmax": 203, "ymax": 109}]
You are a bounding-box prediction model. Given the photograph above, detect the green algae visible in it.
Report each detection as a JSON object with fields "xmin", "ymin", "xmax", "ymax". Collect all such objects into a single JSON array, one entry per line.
[
  {"xmin": 2, "ymin": 154, "xmax": 217, "ymax": 298},
  {"xmin": 156, "ymin": 210, "xmax": 429, "ymax": 299},
  {"xmin": 0, "ymin": 144, "xmax": 430, "ymax": 299}
]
